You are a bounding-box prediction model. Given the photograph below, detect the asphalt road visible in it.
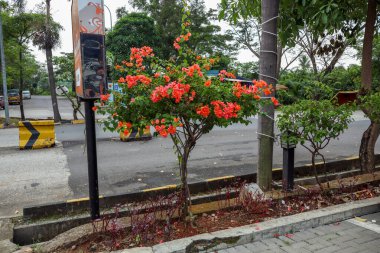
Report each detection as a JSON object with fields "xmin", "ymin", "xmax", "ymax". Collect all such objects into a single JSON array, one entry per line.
[
  {"xmin": 0, "ymin": 95, "xmax": 84, "ymax": 120},
  {"xmin": 56, "ymin": 119, "xmax": 379, "ymax": 198}
]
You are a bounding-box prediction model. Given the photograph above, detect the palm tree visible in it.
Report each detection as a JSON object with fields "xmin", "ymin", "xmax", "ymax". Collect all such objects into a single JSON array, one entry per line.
[{"xmin": 32, "ymin": 0, "xmax": 62, "ymax": 123}]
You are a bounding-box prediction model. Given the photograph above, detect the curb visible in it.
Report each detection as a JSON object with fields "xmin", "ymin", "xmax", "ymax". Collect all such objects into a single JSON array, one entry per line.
[
  {"xmin": 23, "ymin": 155, "xmax": 380, "ymax": 220},
  {"xmin": 118, "ymin": 196, "xmax": 380, "ymax": 253}
]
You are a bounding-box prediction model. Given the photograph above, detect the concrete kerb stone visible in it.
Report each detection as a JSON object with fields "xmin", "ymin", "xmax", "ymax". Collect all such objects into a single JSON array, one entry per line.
[
  {"xmin": 0, "ymin": 218, "xmax": 14, "ymax": 241},
  {"xmin": 0, "ymin": 240, "xmax": 19, "ymax": 253},
  {"xmin": 114, "ymin": 196, "xmax": 380, "ymax": 253}
]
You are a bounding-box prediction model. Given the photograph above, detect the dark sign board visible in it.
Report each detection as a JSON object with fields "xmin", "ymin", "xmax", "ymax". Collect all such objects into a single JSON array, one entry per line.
[{"xmin": 72, "ymin": 0, "xmax": 107, "ymax": 99}]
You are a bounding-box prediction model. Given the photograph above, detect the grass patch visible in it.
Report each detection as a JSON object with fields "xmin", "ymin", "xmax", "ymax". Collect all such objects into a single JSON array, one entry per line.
[{"xmin": 0, "ymin": 117, "xmax": 20, "ymax": 127}]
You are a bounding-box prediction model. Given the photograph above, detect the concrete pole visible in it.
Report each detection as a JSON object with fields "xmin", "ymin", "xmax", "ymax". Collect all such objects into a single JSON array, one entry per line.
[
  {"xmin": 0, "ymin": 5, "xmax": 10, "ymax": 126},
  {"xmin": 257, "ymin": 0, "xmax": 280, "ymax": 191}
]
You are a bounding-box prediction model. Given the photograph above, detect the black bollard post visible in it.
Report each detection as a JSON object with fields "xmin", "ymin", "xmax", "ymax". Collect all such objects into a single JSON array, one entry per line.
[
  {"xmin": 84, "ymin": 100, "xmax": 100, "ymax": 220},
  {"xmin": 282, "ymin": 147, "xmax": 295, "ymax": 191}
]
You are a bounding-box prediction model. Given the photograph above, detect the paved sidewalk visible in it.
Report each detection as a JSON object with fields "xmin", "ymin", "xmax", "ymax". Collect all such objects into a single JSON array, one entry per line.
[{"xmin": 217, "ymin": 215, "xmax": 380, "ymax": 253}]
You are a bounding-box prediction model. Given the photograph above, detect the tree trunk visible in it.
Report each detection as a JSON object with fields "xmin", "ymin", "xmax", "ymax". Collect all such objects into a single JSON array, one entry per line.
[
  {"xmin": 46, "ymin": 0, "xmax": 61, "ymax": 123},
  {"xmin": 360, "ymin": 122, "xmax": 380, "ymax": 172},
  {"xmin": 257, "ymin": 0, "xmax": 279, "ymax": 191},
  {"xmin": 19, "ymin": 47, "xmax": 25, "ymax": 121},
  {"xmin": 360, "ymin": 0, "xmax": 377, "ymax": 94},
  {"xmin": 359, "ymin": 0, "xmax": 378, "ymax": 171},
  {"xmin": 180, "ymin": 146, "xmax": 191, "ymax": 220},
  {"xmin": 311, "ymin": 152, "xmax": 323, "ymax": 190}
]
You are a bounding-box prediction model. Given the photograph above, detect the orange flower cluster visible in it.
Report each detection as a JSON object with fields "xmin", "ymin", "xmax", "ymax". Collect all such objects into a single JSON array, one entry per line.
[
  {"xmin": 196, "ymin": 105, "xmax": 210, "ymax": 118},
  {"xmin": 129, "ymin": 46, "xmax": 154, "ymax": 68},
  {"xmin": 253, "ymin": 80, "xmax": 273, "ymax": 96},
  {"xmin": 211, "ymin": 101, "xmax": 241, "ymax": 119},
  {"xmin": 173, "ymin": 32, "xmax": 191, "ymax": 50},
  {"xmin": 118, "ymin": 75, "xmax": 152, "ymax": 88},
  {"xmin": 271, "ymin": 97, "xmax": 280, "ymax": 106},
  {"xmin": 204, "ymin": 80, "xmax": 212, "ymax": 87},
  {"xmin": 233, "ymin": 82, "xmax": 260, "ymax": 99},
  {"xmin": 151, "ymin": 81, "xmax": 191, "ymax": 103},
  {"xmin": 218, "ymin": 70, "xmax": 236, "ymax": 81},
  {"xmin": 100, "ymin": 94, "xmax": 111, "ymax": 101},
  {"xmin": 151, "ymin": 118, "xmax": 180, "ymax": 137},
  {"xmin": 117, "ymin": 121, "xmax": 133, "ymax": 135},
  {"xmin": 182, "ymin": 64, "xmax": 203, "ymax": 77}
]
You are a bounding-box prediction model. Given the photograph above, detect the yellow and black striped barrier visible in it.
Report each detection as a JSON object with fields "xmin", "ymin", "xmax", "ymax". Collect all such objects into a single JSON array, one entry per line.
[
  {"xmin": 19, "ymin": 120, "xmax": 55, "ymax": 149},
  {"xmin": 120, "ymin": 127, "xmax": 152, "ymax": 142}
]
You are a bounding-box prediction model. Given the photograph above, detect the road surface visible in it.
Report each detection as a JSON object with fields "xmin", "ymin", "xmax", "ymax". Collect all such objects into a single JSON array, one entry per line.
[
  {"xmin": 0, "ymin": 95, "xmax": 83, "ymax": 120},
  {"xmin": 57, "ymin": 119, "xmax": 378, "ymax": 198}
]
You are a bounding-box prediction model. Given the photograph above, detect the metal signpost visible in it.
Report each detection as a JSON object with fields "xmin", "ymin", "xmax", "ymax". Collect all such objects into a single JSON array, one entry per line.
[{"xmin": 72, "ymin": 0, "xmax": 107, "ymax": 220}]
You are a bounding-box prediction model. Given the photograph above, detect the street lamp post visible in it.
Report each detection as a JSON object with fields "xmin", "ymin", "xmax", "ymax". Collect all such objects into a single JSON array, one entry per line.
[
  {"xmin": 103, "ymin": 4, "xmax": 112, "ymax": 31},
  {"xmin": 0, "ymin": 5, "xmax": 10, "ymax": 126}
]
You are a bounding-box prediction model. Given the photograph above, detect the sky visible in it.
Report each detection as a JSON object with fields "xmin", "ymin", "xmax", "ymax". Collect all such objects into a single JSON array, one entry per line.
[{"xmin": 25, "ymin": 0, "xmax": 254, "ymax": 64}]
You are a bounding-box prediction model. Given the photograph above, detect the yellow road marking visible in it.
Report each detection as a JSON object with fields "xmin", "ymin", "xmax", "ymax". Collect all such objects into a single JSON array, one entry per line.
[
  {"xmin": 206, "ymin": 175, "xmax": 234, "ymax": 182},
  {"xmin": 345, "ymin": 156, "xmax": 359, "ymax": 160},
  {"xmin": 143, "ymin": 185, "xmax": 177, "ymax": 192},
  {"xmin": 66, "ymin": 195, "xmax": 104, "ymax": 203},
  {"xmin": 72, "ymin": 119, "xmax": 85, "ymax": 124}
]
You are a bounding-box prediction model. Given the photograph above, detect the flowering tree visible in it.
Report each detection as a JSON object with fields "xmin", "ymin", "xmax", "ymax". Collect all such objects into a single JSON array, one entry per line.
[{"xmin": 97, "ymin": 7, "xmax": 277, "ymax": 219}]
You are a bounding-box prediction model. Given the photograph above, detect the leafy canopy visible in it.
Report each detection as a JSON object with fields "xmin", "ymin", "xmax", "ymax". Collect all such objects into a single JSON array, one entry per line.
[
  {"xmin": 276, "ymin": 100, "xmax": 353, "ymax": 153},
  {"xmin": 106, "ymin": 13, "xmax": 162, "ymax": 63}
]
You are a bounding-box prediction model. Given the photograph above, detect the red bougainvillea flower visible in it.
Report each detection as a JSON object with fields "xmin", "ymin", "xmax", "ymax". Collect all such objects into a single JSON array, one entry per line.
[
  {"xmin": 125, "ymin": 122, "xmax": 132, "ymax": 129},
  {"xmin": 92, "ymin": 106, "xmax": 98, "ymax": 112},
  {"xmin": 218, "ymin": 70, "xmax": 236, "ymax": 81},
  {"xmin": 182, "ymin": 64, "xmax": 203, "ymax": 77},
  {"xmin": 159, "ymin": 129, "xmax": 168, "ymax": 137},
  {"xmin": 167, "ymin": 125, "xmax": 176, "ymax": 134},
  {"xmin": 196, "ymin": 105, "xmax": 210, "ymax": 118},
  {"xmin": 164, "ymin": 75, "xmax": 170, "ymax": 83},
  {"xmin": 123, "ymin": 129, "xmax": 129, "ymax": 135},
  {"xmin": 129, "ymin": 46, "xmax": 154, "ymax": 68},
  {"xmin": 173, "ymin": 32, "xmax": 192, "ymax": 50},
  {"xmin": 151, "ymin": 86, "xmax": 169, "ymax": 102},
  {"xmin": 211, "ymin": 101, "xmax": 241, "ymax": 119},
  {"xmin": 154, "ymin": 73, "xmax": 161, "ymax": 78},
  {"xmin": 189, "ymin": 90, "xmax": 196, "ymax": 102},
  {"xmin": 100, "ymin": 94, "xmax": 110, "ymax": 101},
  {"xmin": 118, "ymin": 77, "xmax": 126, "ymax": 83},
  {"xmin": 151, "ymin": 81, "xmax": 190, "ymax": 103},
  {"xmin": 233, "ymin": 82, "xmax": 260, "ymax": 98},
  {"xmin": 271, "ymin": 97, "xmax": 279, "ymax": 106},
  {"xmin": 174, "ymin": 42, "xmax": 181, "ymax": 50},
  {"xmin": 204, "ymin": 80, "xmax": 212, "ymax": 87}
]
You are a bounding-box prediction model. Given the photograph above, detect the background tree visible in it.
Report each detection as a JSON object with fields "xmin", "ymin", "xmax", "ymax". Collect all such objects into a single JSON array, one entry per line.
[
  {"xmin": 3, "ymin": 0, "xmax": 45, "ymax": 120},
  {"xmin": 32, "ymin": 0, "xmax": 62, "ymax": 123},
  {"xmin": 127, "ymin": 0, "xmax": 235, "ymax": 61},
  {"xmin": 233, "ymin": 61, "xmax": 258, "ymax": 79},
  {"xmin": 53, "ymin": 52, "xmax": 83, "ymax": 120},
  {"xmin": 220, "ymin": 0, "xmax": 379, "ymax": 173},
  {"xmin": 106, "ymin": 13, "xmax": 161, "ymax": 63}
]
